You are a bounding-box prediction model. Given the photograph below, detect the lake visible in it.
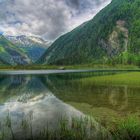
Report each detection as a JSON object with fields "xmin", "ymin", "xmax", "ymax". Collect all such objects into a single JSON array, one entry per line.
[{"xmin": 0, "ymin": 71, "xmax": 140, "ymax": 139}]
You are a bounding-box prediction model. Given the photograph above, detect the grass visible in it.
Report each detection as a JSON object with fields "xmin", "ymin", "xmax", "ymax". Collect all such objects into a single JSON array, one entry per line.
[
  {"xmin": 0, "ymin": 115, "xmax": 110, "ymax": 140},
  {"xmin": 0, "ymin": 114, "xmax": 140, "ymax": 140},
  {"xmin": 0, "ymin": 64, "xmax": 139, "ymax": 70},
  {"xmin": 67, "ymin": 102, "xmax": 119, "ymax": 129},
  {"xmin": 80, "ymin": 72, "xmax": 140, "ymax": 86},
  {"xmin": 0, "ymin": 65, "xmax": 59, "ymax": 70},
  {"xmin": 64, "ymin": 64, "xmax": 139, "ymax": 70},
  {"xmin": 112, "ymin": 116, "xmax": 140, "ymax": 140}
]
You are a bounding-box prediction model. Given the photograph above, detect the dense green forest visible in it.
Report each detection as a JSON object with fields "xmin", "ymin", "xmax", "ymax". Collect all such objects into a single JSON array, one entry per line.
[{"xmin": 39, "ymin": 0, "xmax": 140, "ymax": 66}]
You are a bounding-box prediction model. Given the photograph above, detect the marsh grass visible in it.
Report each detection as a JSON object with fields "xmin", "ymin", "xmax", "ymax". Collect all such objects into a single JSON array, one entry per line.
[
  {"xmin": 80, "ymin": 72, "xmax": 140, "ymax": 86},
  {"xmin": 0, "ymin": 114, "xmax": 140, "ymax": 140},
  {"xmin": 111, "ymin": 116, "xmax": 140, "ymax": 140},
  {"xmin": 0, "ymin": 115, "xmax": 110, "ymax": 140},
  {"xmin": 0, "ymin": 64, "xmax": 139, "ymax": 70}
]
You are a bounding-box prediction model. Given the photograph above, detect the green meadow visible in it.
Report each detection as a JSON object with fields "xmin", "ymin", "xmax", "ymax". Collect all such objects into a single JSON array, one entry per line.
[{"xmin": 80, "ymin": 72, "xmax": 140, "ymax": 86}]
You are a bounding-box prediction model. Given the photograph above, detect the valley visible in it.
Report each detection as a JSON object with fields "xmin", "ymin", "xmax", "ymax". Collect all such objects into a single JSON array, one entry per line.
[
  {"xmin": 0, "ymin": 35, "xmax": 50, "ymax": 66},
  {"xmin": 0, "ymin": 0, "xmax": 140, "ymax": 139},
  {"xmin": 0, "ymin": 0, "xmax": 140, "ymax": 69}
]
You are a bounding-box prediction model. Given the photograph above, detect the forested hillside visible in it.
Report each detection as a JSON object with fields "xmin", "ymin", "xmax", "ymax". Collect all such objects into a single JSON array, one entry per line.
[{"xmin": 40, "ymin": 0, "xmax": 140, "ymax": 66}]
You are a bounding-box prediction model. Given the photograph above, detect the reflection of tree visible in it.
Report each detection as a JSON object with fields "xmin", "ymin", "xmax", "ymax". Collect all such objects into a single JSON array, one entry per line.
[
  {"xmin": 10, "ymin": 75, "xmax": 26, "ymax": 85},
  {"xmin": 43, "ymin": 74, "xmax": 140, "ymax": 113},
  {"xmin": 0, "ymin": 73, "xmax": 139, "ymax": 115},
  {"xmin": 109, "ymin": 85, "xmax": 128, "ymax": 111},
  {"xmin": 0, "ymin": 75, "xmax": 49, "ymax": 103}
]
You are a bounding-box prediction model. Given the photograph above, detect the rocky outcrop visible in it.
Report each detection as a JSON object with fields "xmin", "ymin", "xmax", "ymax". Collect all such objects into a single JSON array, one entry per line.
[{"xmin": 99, "ymin": 20, "xmax": 129, "ymax": 58}]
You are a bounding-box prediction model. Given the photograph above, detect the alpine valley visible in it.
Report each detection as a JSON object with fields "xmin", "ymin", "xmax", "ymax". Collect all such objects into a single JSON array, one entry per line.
[
  {"xmin": 1, "ymin": 0, "xmax": 140, "ymax": 67},
  {"xmin": 1, "ymin": 1, "xmax": 140, "ymax": 140},
  {"xmin": 0, "ymin": 35, "xmax": 50, "ymax": 65}
]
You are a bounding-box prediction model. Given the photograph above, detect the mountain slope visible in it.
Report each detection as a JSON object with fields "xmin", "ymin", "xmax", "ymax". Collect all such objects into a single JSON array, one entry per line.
[
  {"xmin": 0, "ymin": 35, "xmax": 30, "ymax": 65},
  {"xmin": 6, "ymin": 35, "xmax": 50, "ymax": 63},
  {"xmin": 40, "ymin": 0, "xmax": 140, "ymax": 66}
]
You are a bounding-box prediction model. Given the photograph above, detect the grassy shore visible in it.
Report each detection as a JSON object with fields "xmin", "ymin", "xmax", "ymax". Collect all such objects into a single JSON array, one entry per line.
[
  {"xmin": 0, "ymin": 116, "xmax": 110, "ymax": 140},
  {"xmin": 80, "ymin": 72, "xmax": 140, "ymax": 86},
  {"xmin": 112, "ymin": 115, "xmax": 140, "ymax": 140},
  {"xmin": 0, "ymin": 64, "xmax": 139, "ymax": 70},
  {"xmin": 0, "ymin": 115, "xmax": 140, "ymax": 140}
]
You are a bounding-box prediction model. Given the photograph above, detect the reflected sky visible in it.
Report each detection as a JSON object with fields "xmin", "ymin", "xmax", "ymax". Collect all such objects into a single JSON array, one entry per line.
[
  {"xmin": 0, "ymin": 74, "xmax": 92, "ymax": 139},
  {"xmin": 0, "ymin": 72, "xmax": 139, "ymax": 139}
]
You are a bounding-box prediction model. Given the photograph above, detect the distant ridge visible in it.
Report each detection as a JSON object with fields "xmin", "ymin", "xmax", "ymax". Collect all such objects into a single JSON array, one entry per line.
[{"xmin": 0, "ymin": 35, "xmax": 50, "ymax": 65}]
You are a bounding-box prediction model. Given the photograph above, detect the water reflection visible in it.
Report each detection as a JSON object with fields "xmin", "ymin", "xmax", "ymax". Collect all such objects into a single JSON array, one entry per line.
[
  {"xmin": 0, "ymin": 72, "xmax": 139, "ymax": 139},
  {"xmin": 0, "ymin": 95, "xmax": 85, "ymax": 138},
  {"xmin": 42, "ymin": 73, "xmax": 140, "ymax": 115},
  {"xmin": 0, "ymin": 75, "xmax": 86, "ymax": 139}
]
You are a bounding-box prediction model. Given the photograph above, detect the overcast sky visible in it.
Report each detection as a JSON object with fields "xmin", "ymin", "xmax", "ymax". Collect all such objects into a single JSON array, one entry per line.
[{"xmin": 0, "ymin": 0, "xmax": 111, "ymax": 40}]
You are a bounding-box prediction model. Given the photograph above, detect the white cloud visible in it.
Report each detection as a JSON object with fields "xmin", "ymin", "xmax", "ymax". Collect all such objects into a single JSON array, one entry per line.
[{"xmin": 0, "ymin": 0, "xmax": 111, "ymax": 40}]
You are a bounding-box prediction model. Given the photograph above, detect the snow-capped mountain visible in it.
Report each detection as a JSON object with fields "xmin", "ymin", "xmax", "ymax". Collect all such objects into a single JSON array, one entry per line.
[
  {"xmin": 5, "ymin": 35, "xmax": 51, "ymax": 46},
  {"xmin": 5, "ymin": 35, "xmax": 51, "ymax": 62},
  {"xmin": 0, "ymin": 35, "xmax": 30, "ymax": 65}
]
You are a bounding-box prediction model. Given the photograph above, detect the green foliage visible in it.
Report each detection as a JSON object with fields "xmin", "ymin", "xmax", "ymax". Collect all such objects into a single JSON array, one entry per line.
[
  {"xmin": 0, "ymin": 116, "xmax": 110, "ymax": 140},
  {"xmin": 40, "ymin": 0, "xmax": 140, "ymax": 66},
  {"xmin": 113, "ymin": 116, "xmax": 140, "ymax": 140},
  {"xmin": 108, "ymin": 52, "xmax": 140, "ymax": 66},
  {"xmin": 1, "ymin": 114, "xmax": 140, "ymax": 140}
]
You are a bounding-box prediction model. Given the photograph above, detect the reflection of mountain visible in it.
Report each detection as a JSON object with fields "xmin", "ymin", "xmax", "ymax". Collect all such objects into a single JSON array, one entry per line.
[
  {"xmin": 0, "ymin": 75, "xmax": 102, "ymax": 140},
  {"xmin": 0, "ymin": 73, "xmax": 139, "ymax": 139},
  {"xmin": 43, "ymin": 73, "xmax": 140, "ymax": 114},
  {"xmin": 0, "ymin": 94, "xmax": 86, "ymax": 139},
  {"xmin": 0, "ymin": 75, "xmax": 50, "ymax": 103},
  {"xmin": 1, "ymin": 73, "xmax": 140, "ymax": 114}
]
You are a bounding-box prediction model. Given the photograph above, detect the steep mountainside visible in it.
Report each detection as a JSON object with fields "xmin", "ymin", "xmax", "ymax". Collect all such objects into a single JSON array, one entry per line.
[
  {"xmin": 0, "ymin": 35, "xmax": 50, "ymax": 65},
  {"xmin": 40, "ymin": 0, "xmax": 140, "ymax": 66},
  {"xmin": 0, "ymin": 35, "xmax": 30, "ymax": 65},
  {"xmin": 6, "ymin": 35, "xmax": 50, "ymax": 63}
]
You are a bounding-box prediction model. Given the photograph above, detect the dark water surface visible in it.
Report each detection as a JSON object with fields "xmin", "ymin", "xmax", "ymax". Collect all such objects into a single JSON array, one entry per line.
[{"xmin": 0, "ymin": 71, "xmax": 139, "ymax": 139}]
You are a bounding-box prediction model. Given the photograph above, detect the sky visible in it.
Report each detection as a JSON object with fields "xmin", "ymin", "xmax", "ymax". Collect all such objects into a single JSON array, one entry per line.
[{"xmin": 0, "ymin": 0, "xmax": 111, "ymax": 41}]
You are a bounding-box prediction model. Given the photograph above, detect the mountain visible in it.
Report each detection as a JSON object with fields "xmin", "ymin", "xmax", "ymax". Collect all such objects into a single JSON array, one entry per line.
[
  {"xmin": 6, "ymin": 35, "xmax": 50, "ymax": 63},
  {"xmin": 0, "ymin": 35, "xmax": 50, "ymax": 65},
  {"xmin": 39, "ymin": 0, "xmax": 140, "ymax": 66},
  {"xmin": 0, "ymin": 35, "xmax": 30, "ymax": 65}
]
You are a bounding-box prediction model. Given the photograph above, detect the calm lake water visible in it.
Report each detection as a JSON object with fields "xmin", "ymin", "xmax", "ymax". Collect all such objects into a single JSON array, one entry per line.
[{"xmin": 0, "ymin": 71, "xmax": 140, "ymax": 139}]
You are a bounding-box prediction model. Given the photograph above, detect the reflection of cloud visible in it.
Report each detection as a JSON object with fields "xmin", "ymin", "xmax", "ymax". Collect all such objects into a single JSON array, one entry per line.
[
  {"xmin": 0, "ymin": 0, "xmax": 111, "ymax": 40},
  {"xmin": 0, "ymin": 94, "xmax": 85, "ymax": 138}
]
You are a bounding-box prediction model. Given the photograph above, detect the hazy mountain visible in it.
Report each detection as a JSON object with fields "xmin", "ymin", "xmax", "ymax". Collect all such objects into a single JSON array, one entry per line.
[
  {"xmin": 0, "ymin": 35, "xmax": 30, "ymax": 65},
  {"xmin": 39, "ymin": 0, "xmax": 140, "ymax": 66},
  {"xmin": 6, "ymin": 35, "xmax": 51, "ymax": 63}
]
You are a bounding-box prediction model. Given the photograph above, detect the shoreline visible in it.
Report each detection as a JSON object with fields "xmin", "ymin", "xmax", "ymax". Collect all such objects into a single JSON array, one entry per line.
[{"xmin": 0, "ymin": 69, "xmax": 140, "ymax": 75}]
